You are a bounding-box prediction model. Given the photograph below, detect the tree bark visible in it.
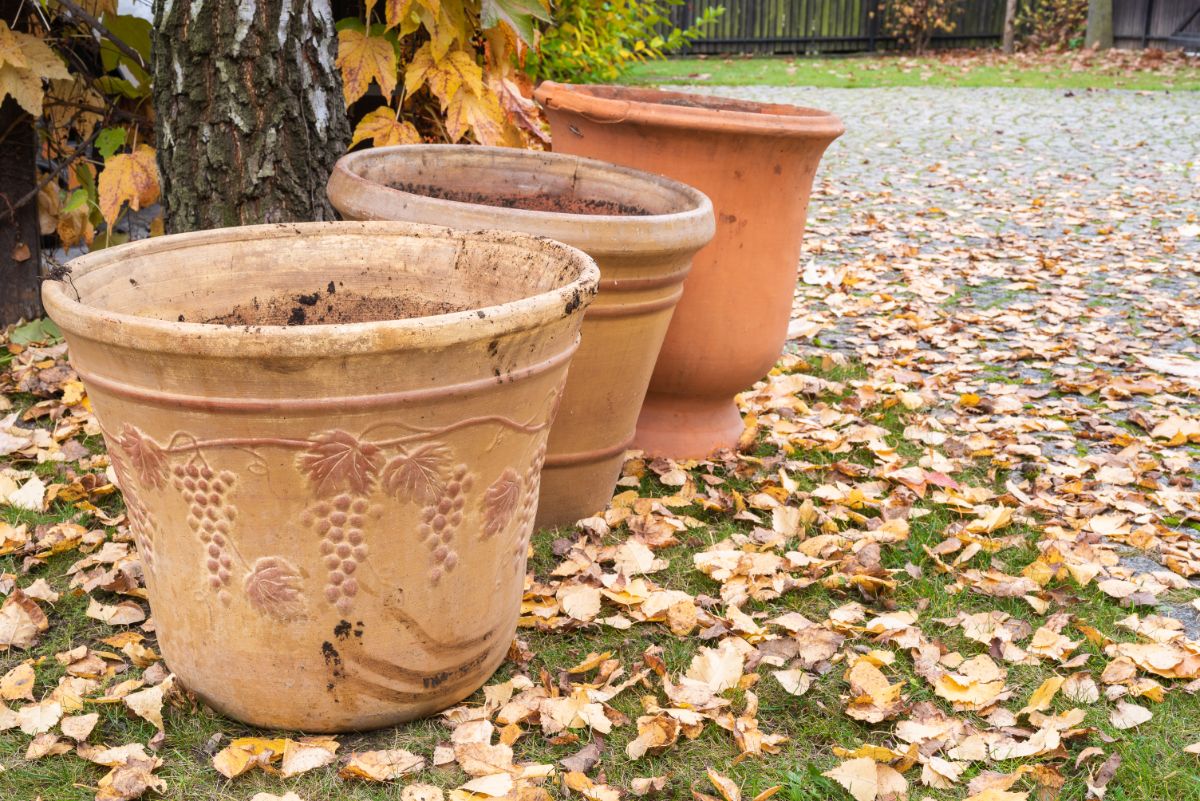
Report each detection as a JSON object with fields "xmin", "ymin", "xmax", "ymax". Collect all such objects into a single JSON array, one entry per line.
[
  {"xmin": 0, "ymin": 0, "xmax": 43, "ymax": 326},
  {"xmin": 1086, "ymin": 0, "xmax": 1114, "ymax": 49},
  {"xmin": 152, "ymin": 0, "xmax": 351, "ymax": 233},
  {"xmin": 1002, "ymin": 0, "xmax": 1019, "ymax": 54}
]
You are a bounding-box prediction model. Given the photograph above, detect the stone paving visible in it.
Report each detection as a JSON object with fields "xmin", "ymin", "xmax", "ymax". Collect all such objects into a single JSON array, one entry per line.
[{"xmin": 688, "ymin": 85, "xmax": 1200, "ymax": 628}]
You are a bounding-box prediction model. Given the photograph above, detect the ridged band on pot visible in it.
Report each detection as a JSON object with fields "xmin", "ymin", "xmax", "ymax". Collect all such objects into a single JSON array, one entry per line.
[
  {"xmin": 328, "ymin": 145, "xmax": 715, "ymax": 529},
  {"xmin": 43, "ymin": 221, "xmax": 599, "ymax": 732},
  {"xmin": 534, "ymin": 82, "xmax": 844, "ymax": 460}
]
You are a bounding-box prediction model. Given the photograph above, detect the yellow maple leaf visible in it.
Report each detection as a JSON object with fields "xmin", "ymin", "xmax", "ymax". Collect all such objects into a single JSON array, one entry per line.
[
  {"xmin": 335, "ymin": 28, "xmax": 397, "ymax": 107},
  {"xmin": 350, "ymin": 107, "xmax": 421, "ymax": 148},
  {"xmin": 444, "ymin": 84, "xmax": 509, "ymax": 145},
  {"xmin": 97, "ymin": 144, "xmax": 159, "ymax": 226},
  {"xmin": 405, "ymin": 43, "xmax": 483, "ymax": 108},
  {"xmin": 383, "ymin": 0, "xmax": 420, "ymax": 29},
  {"xmin": 0, "ymin": 20, "xmax": 71, "ymax": 116}
]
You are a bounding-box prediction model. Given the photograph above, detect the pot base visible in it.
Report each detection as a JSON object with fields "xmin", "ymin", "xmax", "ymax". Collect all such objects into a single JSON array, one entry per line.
[
  {"xmin": 536, "ymin": 450, "xmax": 627, "ymax": 529},
  {"xmin": 634, "ymin": 392, "xmax": 744, "ymax": 460}
]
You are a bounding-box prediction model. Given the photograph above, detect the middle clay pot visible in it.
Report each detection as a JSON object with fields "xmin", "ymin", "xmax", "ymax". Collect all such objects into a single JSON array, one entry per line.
[{"xmin": 328, "ymin": 146, "xmax": 714, "ymax": 528}]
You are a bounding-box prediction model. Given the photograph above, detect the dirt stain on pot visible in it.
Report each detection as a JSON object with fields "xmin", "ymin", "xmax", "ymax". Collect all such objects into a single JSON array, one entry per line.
[
  {"xmin": 320, "ymin": 641, "xmax": 344, "ymax": 679},
  {"xmin": 391, "ymin": 182, "xmax": 651, "ymax": 216}
]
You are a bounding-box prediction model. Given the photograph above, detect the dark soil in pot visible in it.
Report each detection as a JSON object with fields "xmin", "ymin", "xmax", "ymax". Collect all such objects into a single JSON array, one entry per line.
[
  {"xmin": 200, "ymin": 288, "xmax": 468, "ymax": 326},
  {"xmin": 389, "ymin": 182, "xmax": 651, "ymax": 216}
]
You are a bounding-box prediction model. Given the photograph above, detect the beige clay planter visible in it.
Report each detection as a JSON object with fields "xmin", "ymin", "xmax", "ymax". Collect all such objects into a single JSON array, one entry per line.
[
  {"xmin": 328, "ymin": 146, "xmax": 714, "ymax": 529},
  {"xmin": 43, "ymin": 221, "xmax": 598, "ymax": 731}
]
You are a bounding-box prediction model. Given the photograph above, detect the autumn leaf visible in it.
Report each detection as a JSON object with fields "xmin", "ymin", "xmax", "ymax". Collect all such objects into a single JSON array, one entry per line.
[
  {"xmin": 350, "ymin": 107, "xmax": 422, "ymax": 148},
  {"xmin": 97, "ymin": 144, "xmax": 160, "ymax": 227},
  {"xmin": 296, "ymin": 430, "xmax": 383, "ymax": 496},
  {"xmin": 823, "ymin": 757, "xmax": 879, "ymax": 801},
  {"xmin": 0, "ymin": 20, "xmax": 71, "ymax": 116},
  {"xmin": 1, "ymin": 662, "xmax": 35, "ymax": 701},
  {"xmin": 444, "ymin": 84, "xmax": 509, "ymax": 144},
  {"xmin": 339, "ymin": 748, "xmax": 424, "ymax": 780},
  {"xmin": 383, "ymin": 0, "xmax": 417, "ymax": 29},
  {"xmin": 336, "ymin": 28, "xmax": 398, "ymax": 106},
  {"xmin": 1109, "ymin": 701, "xmax": 1152, "ymax": 730},
  {"xmin": 95, "ymin": 756, "xmax": 166, "ymax": 801},
  {"xmin": 481, "ymin": 0, "xmax": 549, "ymax": 46},
  {"xmin": 406, "ymin": 43, "xmax": 483, "ymax": 107}
]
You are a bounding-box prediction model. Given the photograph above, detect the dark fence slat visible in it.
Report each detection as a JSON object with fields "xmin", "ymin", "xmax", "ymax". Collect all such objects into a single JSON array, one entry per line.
[{"xmin": 669, "ymin": 0, "xmax": 1179, "ymax": 55}]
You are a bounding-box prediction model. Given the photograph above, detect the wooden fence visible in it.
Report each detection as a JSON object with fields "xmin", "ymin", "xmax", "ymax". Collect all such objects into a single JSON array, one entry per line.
[{"xmin": 667, "ymin": 0, "xmax": 1200, "ymax": 55}]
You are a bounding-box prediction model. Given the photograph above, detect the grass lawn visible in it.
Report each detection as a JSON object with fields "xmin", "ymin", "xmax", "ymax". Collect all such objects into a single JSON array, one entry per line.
[
  {"xmin": 4, "ymin": 342, "xmax": 1200, "ymax": 800},
  {"xmin": 622, "ymin": 50, "xmax": 1200, "ymax": 90}
]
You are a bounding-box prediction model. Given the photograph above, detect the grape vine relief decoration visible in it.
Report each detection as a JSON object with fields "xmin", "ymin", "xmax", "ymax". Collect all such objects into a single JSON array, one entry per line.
[{"xmin": 102, "ymin": 395, "xmax": 555, "ymax": 621}]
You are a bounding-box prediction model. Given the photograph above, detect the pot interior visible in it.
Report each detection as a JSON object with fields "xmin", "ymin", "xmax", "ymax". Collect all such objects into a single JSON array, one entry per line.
[
  {"xmin": 548, "ymin": 84, "xmax": 833, "ymax": 120},
  {"xmin": 347, "ymin": 148, "xmax": 705, "ymax": 219},
  {"xmin": 66, "ymin": 225, "xmax": 587, "ymax": 327}
]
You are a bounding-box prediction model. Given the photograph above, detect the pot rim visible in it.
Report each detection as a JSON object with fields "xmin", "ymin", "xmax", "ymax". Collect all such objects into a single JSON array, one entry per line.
[
  {"xmin": 42, "ymin": 220, "xmax": 599, "ymax": 358},
  {"xmin": 329, "ymin": 145, "xmax": 715, "ymax": 254},
  {"xmin": 533, "ymin": 81, "xmax": 845, "ymax": 141}
]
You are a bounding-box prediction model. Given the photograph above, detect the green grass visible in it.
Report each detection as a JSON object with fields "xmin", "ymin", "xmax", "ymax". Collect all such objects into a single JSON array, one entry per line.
[
  {"xmin": 5, "ymin": 357, "xmax": 1200, "ymax": 800},
  {"xmin": 622, "ymin": 54, "xmax": 1200, "ymax": 91}
]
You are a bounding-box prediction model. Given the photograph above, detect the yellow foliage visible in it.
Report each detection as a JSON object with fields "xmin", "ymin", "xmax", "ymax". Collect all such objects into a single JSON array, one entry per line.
[{"xmin": 97, "ymin": 145, "xmax": 160, "ymax": 227}]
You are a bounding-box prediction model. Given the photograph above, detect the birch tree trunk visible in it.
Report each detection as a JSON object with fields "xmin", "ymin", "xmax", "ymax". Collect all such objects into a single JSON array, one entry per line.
[
  {"xmin": 1002, "ymin": 0, "xmax": 1019, "ymax": 54},
  {"xmin": 152, "ymin": 0, "xmax": 351, "ymax": 233},
  {"xmin": 0, "ymin": 0, "xmax": 43, "ymax": 325}
]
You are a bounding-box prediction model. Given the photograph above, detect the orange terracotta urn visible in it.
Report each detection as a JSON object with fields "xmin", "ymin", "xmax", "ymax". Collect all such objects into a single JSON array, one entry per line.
[
  {"xmin": 328, "ymin": 146, "xmax": 713, "ymax": 528},
  {"xmin": 43, "ymin": 222, "xmax": 598, "ymax": 731},
  {"xmin": 534, "ymin": 83, "xmax": 844, "ymax": 459}
]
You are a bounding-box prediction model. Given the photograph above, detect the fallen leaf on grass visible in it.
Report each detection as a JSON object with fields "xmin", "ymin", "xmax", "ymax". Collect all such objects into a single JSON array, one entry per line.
[
  {"xmin": 630, "ymin": 775, "xmax": 669, "ymax": 795},
  {"xmin": 965, "ymin": 790, "xmax": 1029, "ymax": 801},
  {"xmin": 1, "ymin": 662, "xmax": 35, "ymax": 700},
  {"xmin": 339, "ymin": 748, "xmax": 425, "ymax": 781},
  {"xmin": 560, "ymin": 737, "xmax": 604, "ymax": 774},
  {"xmin": 823, "ymin": 756, "xmax": 907, "ymax": 801},
  {"xmin": 17, "ymin": 698, "xmax": 61, "ymax": 734},
  {"xmin": 25, "ymin": 732, "xmax": 71, "ymax": 759},
  {"xmin": 457, "ymin": 771, "xmax": 514, "ymax": 797},
  {"xmin": 1018, "ymin": 676, "xmax": 1064, "ymax": 717},
  {"xmin": 86, "ymin": 598, "xmax": 146, "ymax": 626},
  {"xmin": 123, "ymin": 684, "xmax": 164, "ymax": 731},
  {"xmin": 774, "ymin": 669, "xmax": 813, "ymax": 696},
  {"xmin": 95, "ymin": 755, "xmax": 165, "ymax": 801},
  {"xmin": 212, "ymin": 737, "xmax": 286, "ymax": 778},
  {"xmin": 280, "ymin": 736, "xmax": 339, "ymax": 778},
  {"xmin": 1109, "ymin": 701, "xmax": 1152, "ymax": 729},
  {"xmin": 1063, "ymin": 672, "xmax": 1100, "ymax": 703},
  {"xmin": 0, "ymin": 589, "xmax": 50, "ymax": 650},
  {"xmin": 61, "ymin": 712, "xmax": 99, "ymax": 741}
]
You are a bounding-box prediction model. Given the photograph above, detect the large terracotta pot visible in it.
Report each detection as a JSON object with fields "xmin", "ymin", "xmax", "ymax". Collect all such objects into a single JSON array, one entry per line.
[
  {"xmin": 534, "ymin": 83, "xmax": 844, "ymax": 459},
  {"xmin": 327, "ymin": 146, "xmax": 713, "ymax": 528},
  {"xmin": 42, "ymin": 221, "xmax": 598, "ymax": 731}
]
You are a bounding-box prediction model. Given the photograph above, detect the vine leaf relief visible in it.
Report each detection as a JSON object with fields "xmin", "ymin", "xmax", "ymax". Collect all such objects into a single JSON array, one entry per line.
[
  {"xmin": 244, "ymin": 556, "xmax": 307, "ymax": 622},
  {"xmin": 382, "ymin": 443, "xmax": 451, "ymax": 504},
  {"xmin": 297, "ymin": 430, "xmax": 384, "ymax": 497},
  {"xmin": 482, "ymin": 468, "xmax": 521, "ymax": 541},
  {"xmin": 116, "ymin": 422, "xmax": 169, "ymax": 489}
]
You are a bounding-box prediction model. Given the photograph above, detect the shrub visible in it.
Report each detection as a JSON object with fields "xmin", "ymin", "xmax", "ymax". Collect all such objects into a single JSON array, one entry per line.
[
  {"xmin": 530, "ymin": 0, "xmax": 722, "ymax": 84},
  {"xmin": 882, "ymin": 0, "xmax": 962, "ymax": 54},
  {"xmin": 1016, "ymin": 0, "xmax": 1088, "ymax": 50},
  {"xmin": 336, "ymin": 1, "xmax": 553, "ymax": 149}
]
